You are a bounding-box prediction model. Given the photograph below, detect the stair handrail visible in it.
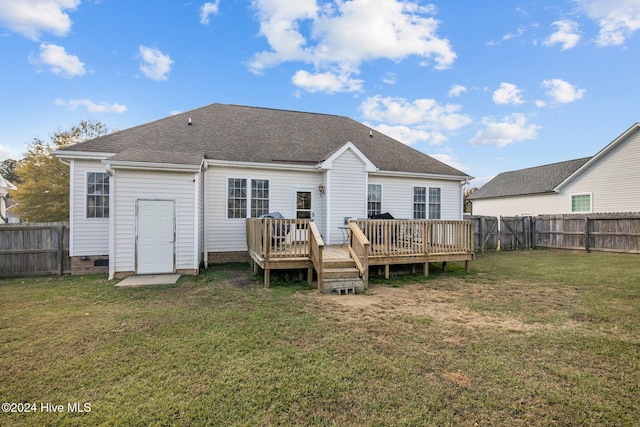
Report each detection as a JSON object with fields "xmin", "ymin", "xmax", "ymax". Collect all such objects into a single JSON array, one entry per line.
[
  {"xmin": 308, "ymin": 221, "xmax": 325, "ymax": 292},
  {"xmin": 348, "ymin": 220, "xmax": 370, "ymax": 289}
]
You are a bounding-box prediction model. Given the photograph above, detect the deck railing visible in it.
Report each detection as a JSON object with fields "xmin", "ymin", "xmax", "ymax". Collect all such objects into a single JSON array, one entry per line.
[
  {"xmin": 353, "ymin": 219, "xmax": 473, "ymax": 257},
  {"xmin": 348, "ymin": 220, "xmax": 369, "ymax": 288},
  {"xmin": 246, "ymin": 218, "xmax": 312, "ymax": 259},
  {"xmin": 309, "ymin": 221, "xmax": 325, "ymax": 291}
]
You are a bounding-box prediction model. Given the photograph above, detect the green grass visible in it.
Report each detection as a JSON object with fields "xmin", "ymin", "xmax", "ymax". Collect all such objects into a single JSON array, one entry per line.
[{"xmin": 1, "ymin": 250, "xmax": 639, "ymax": 426}]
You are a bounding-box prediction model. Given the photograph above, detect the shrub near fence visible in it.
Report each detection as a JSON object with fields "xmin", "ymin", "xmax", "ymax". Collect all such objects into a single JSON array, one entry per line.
[{"xmin": 0, "ymin": 222, "xmax": 70, "ymax": 277}]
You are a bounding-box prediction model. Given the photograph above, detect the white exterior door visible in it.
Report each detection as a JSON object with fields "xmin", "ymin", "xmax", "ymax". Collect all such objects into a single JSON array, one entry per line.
[{"xmin": 137, "ymin": 200, "xmax": 175, "ymax": 274}]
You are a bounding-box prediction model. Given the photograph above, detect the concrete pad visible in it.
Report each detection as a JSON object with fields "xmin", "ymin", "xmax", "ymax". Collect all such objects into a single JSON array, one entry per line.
[{"xmin": 115, "ymin": 274, "xmax": 181, "ymax": 287}]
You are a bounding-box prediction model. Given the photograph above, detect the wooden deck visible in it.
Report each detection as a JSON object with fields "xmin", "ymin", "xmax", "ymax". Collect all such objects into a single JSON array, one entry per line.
[{"xmin": 246, "ymin": 218, "xmax": 474, "ymax": 291}]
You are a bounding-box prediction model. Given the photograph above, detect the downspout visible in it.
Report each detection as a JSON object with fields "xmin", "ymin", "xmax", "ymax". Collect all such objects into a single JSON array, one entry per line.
[
  {"xmin": 106, "ymin": 164, "xmax": 115, "ymax": 280},
  {"xmin": 203, "ymin": 162, "xmax": 208, "ymax": 269}
]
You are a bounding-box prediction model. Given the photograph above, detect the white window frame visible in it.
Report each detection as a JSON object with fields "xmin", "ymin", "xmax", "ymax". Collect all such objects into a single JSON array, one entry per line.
[
  {"xmin": 571, "ymin": 193, "xmax": 592, "ymax": 213},
  {"xmin": 86, "ymin": 171, "xmax": 109, "ymax": 219},
  {"xmin": 367, "ymin": 184, "xmax": 382, "ymax": 218},
  {"xmin": 428, "ymin": 187, "xmax": 441, "ymax": 219},
  {"xmin": 413, "ymin": 186, "xmax": 427, "ymax": 219},
  {"xmin": 226, "ymin": 177, "xmax": 271, "ymax": 219}
]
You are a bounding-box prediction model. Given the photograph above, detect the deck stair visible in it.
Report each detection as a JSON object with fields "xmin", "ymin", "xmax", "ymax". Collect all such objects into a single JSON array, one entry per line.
[{"xmin": 321, "ymin": 255, "xmax": 365, "ymax": 294}]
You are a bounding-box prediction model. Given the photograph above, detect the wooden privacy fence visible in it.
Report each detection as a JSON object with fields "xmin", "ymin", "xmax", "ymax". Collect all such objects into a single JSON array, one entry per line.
[
  {"xmin": 0, "ymin": 222, "xmax": 70, "ymax": 277},
  {"xmin": 470, "ymin": 213, "xmax": 640, "ymax": 254},
  {"xmin": 536, "ymin": 213, "xmax": 640, "ymax": 254}
]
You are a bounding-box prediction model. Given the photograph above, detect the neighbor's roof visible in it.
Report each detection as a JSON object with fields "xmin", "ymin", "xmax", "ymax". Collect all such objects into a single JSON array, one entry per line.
[
  {"xmin": 468, "ymin": 157, "xmax": 592, "ymax": 200},
  {"xmin": 56, "ymin": 103, "xmax": 469, "ymax": 178},
  {"xmin": 0, "ymin": 173, "xmax": 17, "ymax": 192}
]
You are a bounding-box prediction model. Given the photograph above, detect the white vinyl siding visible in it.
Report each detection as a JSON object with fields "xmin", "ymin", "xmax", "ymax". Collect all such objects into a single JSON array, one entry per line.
[
  {"xmin": 367, "ymin": 176, "xmax": 462, "ymax": 220},
  {"xmin": 207, "ymin": 166, "xmax": 323, "ymax": 253},
  {"xmin": 327, "ymin": 149, "xmax": 367, "ymax": 245},
  {"xmin": 70, "ymin": 160, "xmax": 109, "ymax": 256},
  {"xmin": 113, "ymin": 169, "xmax": 199, "ymax": 273}
]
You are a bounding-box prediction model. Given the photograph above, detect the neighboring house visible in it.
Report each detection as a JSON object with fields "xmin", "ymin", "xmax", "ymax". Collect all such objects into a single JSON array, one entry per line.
[
  {"xmin": 469, "ymin": 122, "xmax": 640, "ymax": 217},
  {"xmin": 54, "ymin": 103, "xmax": 471, "ymax": 279},
  {"xmin": 0, "ymin": 172, "xmax": 17, "ymax": 223}
]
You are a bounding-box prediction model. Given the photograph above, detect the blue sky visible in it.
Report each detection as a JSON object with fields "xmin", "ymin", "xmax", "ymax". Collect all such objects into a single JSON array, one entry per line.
[{"xmin": 1, "ymin": 0, "xmax": 639, "ymax": 186}]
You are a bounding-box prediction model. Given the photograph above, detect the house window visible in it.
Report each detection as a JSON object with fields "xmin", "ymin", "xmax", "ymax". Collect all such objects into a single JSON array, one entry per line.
[
  {"xmin": 413, "ymin": 187, "xmax": 426, "ymax": 219},
  {"xmin": 572, "ymin": 194, "xmax": 591, "ymax": 213},
  {"xmin": 367, "ymin": 184, "xmax": 381, "ymax": 217},
  {"xmin": 429, "ymin": 188, "xmax": 441, "ymax": 219},
  {"xmin": 251, "ymin": 179, "xmax": 269, "ymax": 217},
  {"xmin": 227, "ymin": 178, "xmax": 247, "ymax": 218},
  {"xmin": 87, "ymin": 172, "xmax": 109, "ymax": 218},
  {"xmin": 228, "ymin": 178, "xmax": 270, "ymax": 218}
]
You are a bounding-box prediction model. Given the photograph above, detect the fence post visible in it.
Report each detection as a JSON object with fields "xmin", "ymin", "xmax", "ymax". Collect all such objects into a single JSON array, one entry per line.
[
  {"xmin": 584, "ymin": 216, "xmax": 590, "ymax": 253},
  {"xmin": 479, "ymin": 216, "xmax": 485, "ymax": 252}
]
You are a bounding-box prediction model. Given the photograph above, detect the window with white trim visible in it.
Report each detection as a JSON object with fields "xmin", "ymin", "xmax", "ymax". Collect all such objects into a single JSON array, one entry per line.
[
  {"xmin": 87, "ymin": 172, "xmax": 109, "ymax": 218},
  {"xmin": 571, "ymin": 194, "xmax": 591, "ymax": 213},
  {"xmin": 367, "ymin": 184, "xmax": 381, "ymax": 217},
  {"xmin": 251, "ymin": 179, "xmax": 270, "ymax": 217},
  {"xmin": 429, "ymin": 188, "xmax": 441, "ymax": 219},
  {"xmin": 227, "ymin": 178, "xmax": 270, "ymax": 218},
  {"xmin": 413, "ymin": 187, "xmax": 426, "ymax": 219}
]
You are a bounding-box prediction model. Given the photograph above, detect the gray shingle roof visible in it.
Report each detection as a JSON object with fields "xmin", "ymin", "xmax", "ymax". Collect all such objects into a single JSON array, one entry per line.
[
  {"xmin": 57, "ymin": 103, "xmax": 469, "ymax": 177},
  {"xmin": 468, "ymin": 157, "xmax": 592, "ymax": 200}
]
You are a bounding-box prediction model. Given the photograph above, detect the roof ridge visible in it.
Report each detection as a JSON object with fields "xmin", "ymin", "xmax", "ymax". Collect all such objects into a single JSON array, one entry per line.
[{"xmin": 500, "ymin": 156, "xmax": 592, "ymax": 175}]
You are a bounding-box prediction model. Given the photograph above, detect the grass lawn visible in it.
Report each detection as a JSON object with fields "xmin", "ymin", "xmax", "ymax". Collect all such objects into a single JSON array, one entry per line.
[{"xmin": 1, "ymin": 249, "xmax": 639, "ymax": 426}]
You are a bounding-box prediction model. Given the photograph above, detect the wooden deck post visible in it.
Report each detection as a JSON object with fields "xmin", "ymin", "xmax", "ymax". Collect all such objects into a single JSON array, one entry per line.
[{"xmin": 264, "ymin": 269, "xmax": 270, "ymax": 288}]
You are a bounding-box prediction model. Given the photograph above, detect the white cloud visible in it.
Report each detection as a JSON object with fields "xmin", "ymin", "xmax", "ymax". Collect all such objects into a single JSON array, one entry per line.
[
  {"xmin": 200, "ymin": 1, "xmax": 220, "ymax": 25},
  {"xmin": 502, "ymin": 25, "xmax": 526, "ymax": 41},
  {"xmin": 33, "ymin": 43, "xmax": 84, "ymax": 77},
  {"xmin": 138, "ymin": 46, "xmax": 174, "ymax": 81},
  {"xmin": 55, "ymin": 98, "xmax": 127, "ymax": 114},
  {"xmin": 493, "ymin": 82, "xmax": 524, "ymax": 105},
  {"xmin": 360, "ymin": 95, "xmax": 471, "ymax": 130},
  {"xmin": 382, "ymin": 72, "xmax": 396, "ymax": 85},
  {"xmin": 370, "ymin": 123, "xmax": 444, "ymax": 146},
  {"xmin": 448, "ymin": 84, "xmax": 467, "ymax": 97},
  {"xmin": 429, "ymin": 151, "xmax": 468, "ymax": 172},
  {"xmin": 249, "ymin": 0, "xmax": 456, "ymax": 93},
  {"xmin": 291, "ymin": 68, "xmax": 363, "ymax": 93},
  {"xmin": 575, "ymin": 0, "xmax": 640, "ymax": 46},
  {"xmin": 359, "ymin": 95, "xmax": 471, "ymax": 146},
  {"xmin": 470, "ymin": 114, "xmax": 540, "ymax": 147},
  {"xmin": 541, "ymin": 78, "xmax": 586, "ymax": 103},
  {"xmin": 0, "ymin": 144, "xmax": 14, "ymax": 161},
  {"xmin": 543, "ymin": 19, "xmax": 581, "ymax": 50},
  {"xmin": 0, "ymin": 0, "xmax": 80, "ymax": 40}
]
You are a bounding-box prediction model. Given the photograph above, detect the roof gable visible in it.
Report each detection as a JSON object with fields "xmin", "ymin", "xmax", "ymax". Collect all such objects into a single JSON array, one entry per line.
[
  {"xmin": 320, "ymin": 142, "xmax": 377, "ymax": 172},
  {"xmin": 56, "ymin": 103, "xmax": 469, "ymax": 178},
  {"xmin": 469, "ymin": 157, "xmax": 591, "ymax": 200}
]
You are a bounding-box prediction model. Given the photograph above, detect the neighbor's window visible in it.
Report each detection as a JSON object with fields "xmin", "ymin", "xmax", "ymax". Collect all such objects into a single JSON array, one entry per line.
[
  {"xmin": 413, "ymin": 187, "xmax": 426, "ymax": 219},
  {"xmin": 571, "ymin": 194, "xmax": 591, "ymax": 213},
  {"xmin": 429, "ymin": 188, "xmax": 441, "ymax": 219},
  {"xmin": 228, "ymin": 178, "xmax": 247, "ymax": 218},
  {"xmin": 87, "ymin": 172, "xmax": 109, "ymax": 218},
  {"xmin": 367, "ymin": 184, "xmax": 382, "ymax": 217},
  {"xmin": 251, "ymin": 179, "xmax": 270, "ymax": 217}
]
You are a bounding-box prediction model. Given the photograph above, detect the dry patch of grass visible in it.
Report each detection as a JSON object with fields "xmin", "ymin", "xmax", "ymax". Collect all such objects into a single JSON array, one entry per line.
[{"xmin": 1, "ymin": 251, "xmax": 639, "ymax": 426}]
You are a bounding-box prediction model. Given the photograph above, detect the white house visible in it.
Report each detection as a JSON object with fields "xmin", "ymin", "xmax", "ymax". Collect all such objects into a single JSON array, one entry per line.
[
  {"xmin": 0, "ymin": 172, "xmax": 17, "ymax": 224},
  {"xmin": 469, "ymin": 122, "xmax": 640, "ymax": 217},
  {"xmin": 54, "ymin": 103, "xmax": 471, "ymax": 279}
]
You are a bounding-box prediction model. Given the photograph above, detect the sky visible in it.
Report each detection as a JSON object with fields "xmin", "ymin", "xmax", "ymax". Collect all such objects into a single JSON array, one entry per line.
[{"xmin": 0, "ymin": 0, "xmax": 639, "ymax": 187}]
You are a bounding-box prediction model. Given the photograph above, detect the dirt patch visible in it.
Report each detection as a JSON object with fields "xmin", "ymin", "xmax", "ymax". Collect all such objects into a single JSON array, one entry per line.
[{"xmin": 302, "ymin": 282, "xmax": 548, "ymax": 332}]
